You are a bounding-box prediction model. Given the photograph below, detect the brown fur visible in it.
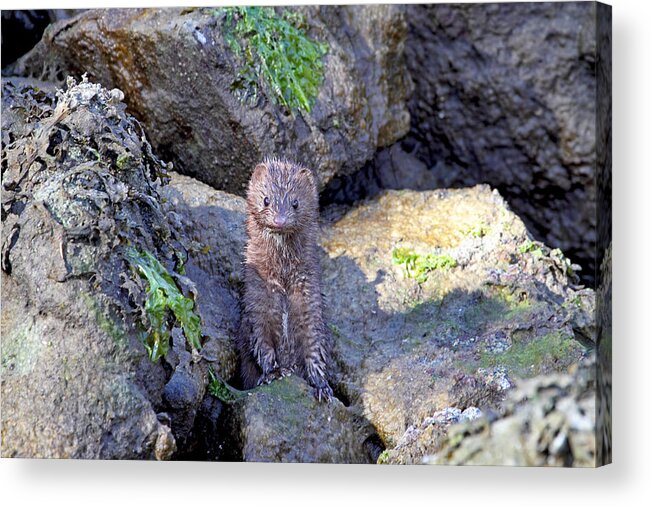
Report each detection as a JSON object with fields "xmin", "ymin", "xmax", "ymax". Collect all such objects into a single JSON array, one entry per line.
[{"xmin": 237, "ymin": 158, "xmax": 333, "ymax": 401}]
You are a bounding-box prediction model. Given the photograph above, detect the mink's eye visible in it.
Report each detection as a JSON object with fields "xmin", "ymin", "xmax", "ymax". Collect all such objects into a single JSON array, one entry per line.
[
  {"xmin": 292, "ymin": 199, "xmax": 299, "ymax": 209},
  {"xmin": 263, "ymin": 196, "xmax": 270, "ymax": 207}
]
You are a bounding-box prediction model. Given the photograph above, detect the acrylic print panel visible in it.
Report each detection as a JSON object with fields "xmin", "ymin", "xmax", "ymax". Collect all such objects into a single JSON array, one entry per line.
[{"xmin": 0, "ymin": 2, "xmax": 611, "ymax": 466}]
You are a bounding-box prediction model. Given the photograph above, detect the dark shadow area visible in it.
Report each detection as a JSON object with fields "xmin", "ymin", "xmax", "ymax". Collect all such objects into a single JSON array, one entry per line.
[
  {"xmin": 1, "ymin": 10, "xmax": 84, "ymax": 69},
  {"xmin": 1, "ymin": 11, "xmax": 51, "ymax": 68}
]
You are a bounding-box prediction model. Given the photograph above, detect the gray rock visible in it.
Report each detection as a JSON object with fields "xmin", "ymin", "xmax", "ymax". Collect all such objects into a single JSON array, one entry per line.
[
  {"xmin": 160, "ymin": 172, "xmax": 245, "ymax": 382},
  {"xmin": 460, "ymin": 407, "xmax": 482, "ymax": 422},
  {"xmin": 10, "ymin": 6, "xmax": 411, "ymax": 195},
  {"xmin": 223, "ymin": 375, "xmax": 376, "ymax": 463},
  {"xmin": 321, "ymin": 186, "xmax": 594, "ymax": 462}
]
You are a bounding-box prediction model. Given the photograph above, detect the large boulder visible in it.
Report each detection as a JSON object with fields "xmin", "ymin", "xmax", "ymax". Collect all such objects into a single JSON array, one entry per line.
[
  {"xmin": 10, "ymin": 6, "xmax": 412, "ymax": 195},
  {"xmin": 321, "ymin": 185, "xmax": 594, "ymax": 457},
  {"xmin": 0, "ymin": 76, "xmax": 234, "ymax": 459},
  {"xmin": 1, "ymin": 76, "xmax": 174, "ymax": 458},
  {"xmin": 400, "ymin": 2, "xmax": 598, "ymax": 283}
]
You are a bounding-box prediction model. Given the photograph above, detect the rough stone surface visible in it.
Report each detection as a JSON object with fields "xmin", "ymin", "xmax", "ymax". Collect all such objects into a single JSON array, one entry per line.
[
  {"xmin": 0, "ymin": 77, "xmax": 242, "ymax": 460},
  {"xmin": 10, "ymin": 6, "xmax": 412, "ymax": 195},
  {"xmin": 426, "ymin": 356, "xmax": 597, "ymax": 467},
  {"xmin": 222, "ymin": 375, "xmax": 377, "ymax": 464},
  {"xmin": 157, "ymin": 171, "xmax": 244, "ymax": 458},
  {"xmin": 321, "ymin": 186, "xmax": 594, "ymax": 458},
  {"xmin": 1, "ymin": 76, "xmax": 180, "ymax": 459},
  {"xmin": 400, "ymin": 2, "xmax": 597, "ymax": 283}
]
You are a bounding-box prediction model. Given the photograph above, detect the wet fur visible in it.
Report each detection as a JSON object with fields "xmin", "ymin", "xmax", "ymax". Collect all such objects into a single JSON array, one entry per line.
[{"xmin": 237, "ymin": 158, "xmax": 333, "ymax": 401}]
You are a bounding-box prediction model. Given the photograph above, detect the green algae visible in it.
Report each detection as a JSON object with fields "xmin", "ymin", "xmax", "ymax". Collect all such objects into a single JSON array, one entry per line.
[
  {"xmin": 81, "ymin": 292, "xmax": 126, "ymax": 345},
  {"xmin": 1, "ymin": 325, "xmax": 39, "ymax": 376},
  {"xmin": 126, "ymin": 248, "xmax": 202, "ymax": 362},
  {"xmin": 377, "ymin": 449, "xmax": 391, "ymax": 464},
  {"xmin": 392, "ymin": 247, "xmax": 457, "ymax": 283},
  {"xmin": 207, "ymin": 365, "xmax": 248, "ymax": 402},
  {"xmin": 216, "ymin": 6, "xmax": 328, "ymax": 113},
  {"xmin": 518, "ymin": 239, "xmax": 544, "ymax": 257},
  {"xmin": 466, "ymin": 223, "xmax": 489, "ymax": 238}
]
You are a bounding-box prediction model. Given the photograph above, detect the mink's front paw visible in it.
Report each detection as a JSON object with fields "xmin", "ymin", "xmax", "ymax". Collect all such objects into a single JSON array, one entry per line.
[
  {"xmin": 279, "ymin": 366, "xmax": 294, "ymax": 378},
  {"xmin": 313, "ymin": 383, "xmax": 334, "ymax": 403},
  {"xmin": 256, "ymin": 366, "xmax": 294, "ymax": 386},
  {"xmin": 257, "ymin": 369, "xmax": 281, "ymax": 386}
]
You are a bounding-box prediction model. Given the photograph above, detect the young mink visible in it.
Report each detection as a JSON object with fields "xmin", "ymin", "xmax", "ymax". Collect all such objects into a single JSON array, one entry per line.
[{"xmin": 237, "ymin": 158, "xmax": 333, "ymax": 402}]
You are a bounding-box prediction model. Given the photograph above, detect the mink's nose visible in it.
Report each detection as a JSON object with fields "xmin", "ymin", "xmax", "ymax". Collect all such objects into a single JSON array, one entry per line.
[{"xmin": 273, "ymin": 215, "xmax": 287, "ymax": 228}]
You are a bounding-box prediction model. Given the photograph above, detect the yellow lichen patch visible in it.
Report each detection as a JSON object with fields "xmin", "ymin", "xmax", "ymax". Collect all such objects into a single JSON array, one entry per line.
[{"xmin": 322, "ymin": 187, "xmax": 499, "ymax": 256}]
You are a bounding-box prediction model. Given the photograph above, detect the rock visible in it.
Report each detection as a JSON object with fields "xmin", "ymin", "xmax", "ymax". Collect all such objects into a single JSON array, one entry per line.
[
  {"xmin": 222, "ymin": 375, "xmax": 377, "ymax": 463},
  {"xmin": 321, "ymin": 143, "xmax": 440, "ymax": 205},
  {"xmin": 321, "ymin": 185, "xmax": 594, "ymax": 460},
  {"xmin": 400, "ymin": 2, "xmax": 598, "ymax": 283},
  {"xmin": 0, "ymin": 76, "xmax": 240, "ymax": 459},
  {"xmin": 10, "ymin": 6, "xmax": 411, "ymax": 194},
  {"xmin": 157, "ymin": 172, "xmax": 243, "ymax": 457},
  {"xmin": 426, "ymin": 356, "xmax": 597, "ymax": 467},
  {"xmin": 460, "ymin": 407, "xmax": 482, "ymax": 422},
  {"xmin": 0, "ymin": 75, "xmax": 181, "ymax": 458},
  {"xmin": 162, "ymin": 367, "xmax": 204, "ymax": 450}
]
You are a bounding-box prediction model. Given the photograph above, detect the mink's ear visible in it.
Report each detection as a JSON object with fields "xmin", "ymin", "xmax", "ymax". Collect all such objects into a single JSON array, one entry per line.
[
  {"xmin": 299, "ymin": 166, "xmax": 314, "ymax": 179},
  {"xmin": 250, "ymin": 163, "xmax": 268, "ymax": 185},
  {"xmin": 299, "ymin": 167, "xmax": 318, "ymax": 187}
]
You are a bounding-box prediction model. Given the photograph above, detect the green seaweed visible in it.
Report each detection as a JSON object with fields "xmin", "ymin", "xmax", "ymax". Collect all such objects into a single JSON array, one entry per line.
[
  {"xmin": 215, "ymin": 6, "xmax": 328, "ymax": 112},
  {"xmin": 518, "ymin": 239, "xmax": 544, "ymax": 258},
  {"xmin": 115, "ymin": 153, "xmax": 130, "ymax": 169},
  {"xmin": 377, "ymin": 449, "xmax": 391, "ymax": 464},
  {"xmin": 392, "ymin": 247, "xmax": 457, "ymax": 283},
  {"xmin": 127, "ymin": 248, "xmax": 202, "ymax": 362},
  {"xmin": 207, "ymin": 365, "xmax": 248, "ymax": 402}
]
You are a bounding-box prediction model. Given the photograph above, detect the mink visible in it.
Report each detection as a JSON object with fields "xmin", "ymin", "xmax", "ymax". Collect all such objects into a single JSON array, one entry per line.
[{"xmin": 237, "ymin": 158, "xmax": 333, "ymax": 402}]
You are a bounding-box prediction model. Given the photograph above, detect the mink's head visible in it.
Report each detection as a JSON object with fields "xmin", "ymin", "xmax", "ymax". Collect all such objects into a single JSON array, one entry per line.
[{"xmin": 246, "ymin": 158, "xmax": 319, "ymax": 234}]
